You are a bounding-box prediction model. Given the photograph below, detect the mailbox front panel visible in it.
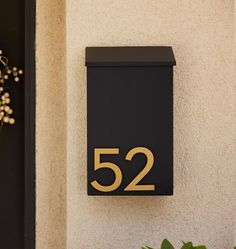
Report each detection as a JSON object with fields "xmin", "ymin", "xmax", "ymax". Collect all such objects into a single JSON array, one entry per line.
[{"xmin": 87, "ymin": 66, "xmax": 173, "ymax": 195}]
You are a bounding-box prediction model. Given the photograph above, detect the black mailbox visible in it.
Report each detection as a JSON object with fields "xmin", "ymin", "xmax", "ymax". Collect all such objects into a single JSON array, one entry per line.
[{"xmin": 86, "ymin": 47, "xmax": 176, "ymax": 196}]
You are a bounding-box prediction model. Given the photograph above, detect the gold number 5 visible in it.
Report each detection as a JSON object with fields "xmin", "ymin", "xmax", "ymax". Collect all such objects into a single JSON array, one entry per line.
[
  {"xmin": 91, "ymin": 148, "xmax": 122, "ymax": 192},
  {"xmin": 124, "ymin": 147, "xmax": 155, "ymax": 191}
]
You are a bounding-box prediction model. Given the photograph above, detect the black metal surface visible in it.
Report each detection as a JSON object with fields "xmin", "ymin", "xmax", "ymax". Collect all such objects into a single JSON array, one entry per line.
[
  {"xmin": 0, "ymin": 0, "xmax": 35, "ymax": 248},
  {"xmin": 87, "ymin": 47, "xmax": 175, "ymax": 195}
]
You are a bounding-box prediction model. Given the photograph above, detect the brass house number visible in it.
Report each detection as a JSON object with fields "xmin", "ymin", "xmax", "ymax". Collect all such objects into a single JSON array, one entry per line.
[
  {"xmin": 86, "ymin": 47, "xmax": 176, "ymax": 196},
  {"xmin": 91, "ymin": 147, "xmax": 155, "ymax": 192}
]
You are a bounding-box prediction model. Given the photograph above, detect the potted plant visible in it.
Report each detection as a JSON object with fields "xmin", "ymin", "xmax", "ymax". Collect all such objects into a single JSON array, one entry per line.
[{"xmin": 142, "ymin": 238, "xmax": 232, "ymax": 249}]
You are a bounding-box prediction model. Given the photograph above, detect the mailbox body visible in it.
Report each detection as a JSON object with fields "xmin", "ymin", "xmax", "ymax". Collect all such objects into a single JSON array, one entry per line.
[{"xmin": 86, "ymin": 47, "xmax": 176, "ymax": 196}]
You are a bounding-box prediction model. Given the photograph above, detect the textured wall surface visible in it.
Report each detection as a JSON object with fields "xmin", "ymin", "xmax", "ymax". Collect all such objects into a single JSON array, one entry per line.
[
  {"xmin": 36, "ymin": 0, "xmax": 66, "ymax": 248},
  {"xmin": 66, "ymin": 1, "xmax": 235, "ymax": 249},
  {"xmin": 37, "ymin": 1, "xmax": 235, "ymax": 249},
  {"xmin": 233, "ymin": 2, "xmax": 236, "ymax": 245}
]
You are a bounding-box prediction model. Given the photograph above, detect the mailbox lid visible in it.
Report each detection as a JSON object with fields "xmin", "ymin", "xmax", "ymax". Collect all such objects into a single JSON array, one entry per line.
[{"xmin": 85, "ymin": 46, "xmax": 176, "ymax": 67}]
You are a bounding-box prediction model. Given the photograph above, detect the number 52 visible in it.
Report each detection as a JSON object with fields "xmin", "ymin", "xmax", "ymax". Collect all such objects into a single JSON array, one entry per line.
[{"xmin": 91, "ymin": 147, "xmax": 155, "ymax": 192}]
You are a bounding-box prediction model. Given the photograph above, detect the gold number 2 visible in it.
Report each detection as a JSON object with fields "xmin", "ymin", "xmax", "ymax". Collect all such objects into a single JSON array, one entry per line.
[
  {"xmin": 91, "ymin": 147, "xmax": 155, "ymax": 192},
  {"xmin": 124, "ymin": 147, "xmax": 155, "ymax": 191}
]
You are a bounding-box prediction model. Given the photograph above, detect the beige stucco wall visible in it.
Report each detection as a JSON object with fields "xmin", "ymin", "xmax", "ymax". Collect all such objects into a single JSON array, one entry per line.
[
  {"xmin": 36, "ymin": 0, "xmax": 66, "ymax": 248},
  {"xmin": 37, "ymin": 1, "xmax": 235, "ymax": 249}
]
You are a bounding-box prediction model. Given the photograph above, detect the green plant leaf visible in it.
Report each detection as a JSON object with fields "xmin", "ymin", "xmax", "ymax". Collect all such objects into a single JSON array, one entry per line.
[
  {"xmin": 181, "ymin": 242, "xmax": 193, "ymax": 249},
  {"xmin": 193, "ymin": 246, "xmax": 207, "ymax": 249},
  {"xmin": 141, "ymin": 247, "xmax": 154, "ymax": 249},
  {"xmin": 161, "ymin": 239, "xmax": 175, "ymax": 249}
]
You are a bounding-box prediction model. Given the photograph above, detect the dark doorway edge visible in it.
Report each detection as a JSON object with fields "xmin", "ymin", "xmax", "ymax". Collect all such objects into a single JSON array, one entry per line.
[{"xmin": 24, "ymin": 0, "xmax": 36, "ymax": 248}]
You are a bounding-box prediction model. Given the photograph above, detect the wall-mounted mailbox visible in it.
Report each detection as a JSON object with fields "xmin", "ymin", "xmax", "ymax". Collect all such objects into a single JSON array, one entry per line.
[{"xmin": 86, "ymin": 47, "xmax": 176, "ymax": 195}]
